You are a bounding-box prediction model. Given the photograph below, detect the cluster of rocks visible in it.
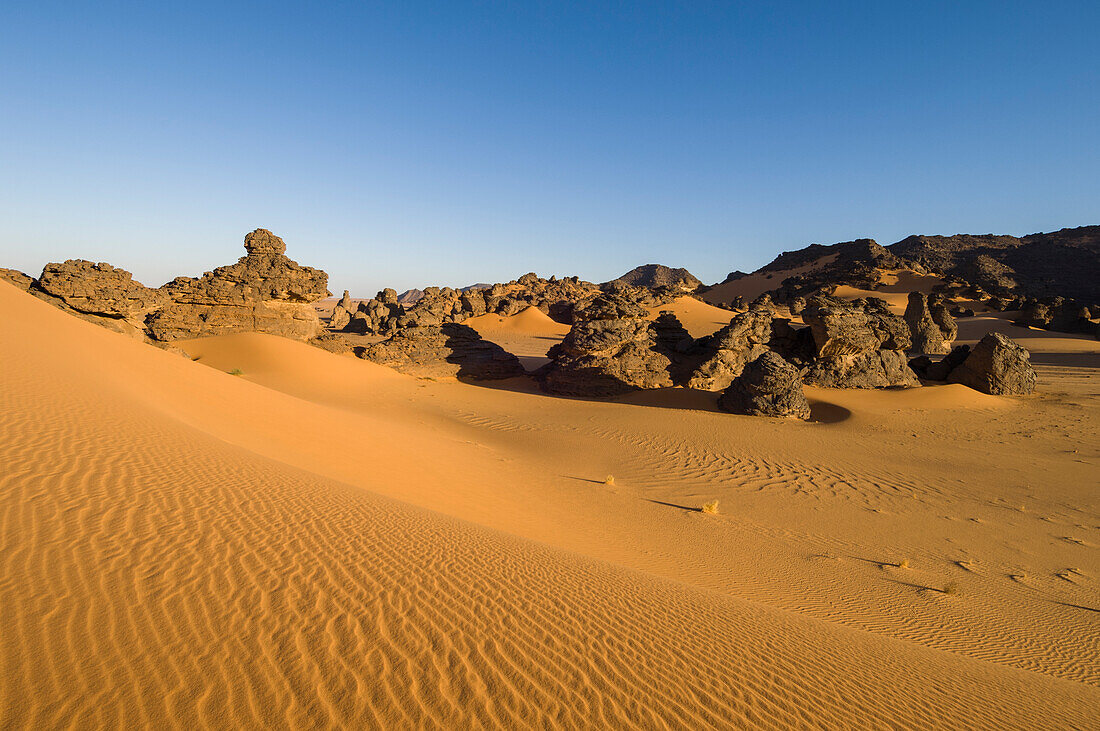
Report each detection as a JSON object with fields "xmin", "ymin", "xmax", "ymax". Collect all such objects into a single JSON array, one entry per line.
[
  {"xmin": 25, "ymin": 229, "xmax": 331, "ymax": 343},
  {"xmin": 533, "ymin": 290, "xmax": 1039, "ymax": 418},
  {"xmin": 339, "ymin": 273, "xmax": 602, "ymax": 336},
  {"xmin": 794, "ymin": 296, "xmax": 918, "ymax": 389},
  {"xmin": 909, "ymin": 332, "xmax": 1036, "ymax": 395}
]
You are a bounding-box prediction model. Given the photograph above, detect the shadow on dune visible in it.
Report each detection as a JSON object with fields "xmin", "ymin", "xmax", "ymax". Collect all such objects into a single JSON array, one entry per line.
[
  {"xmin": 646, "ymin": 499, "xmax": 703, "ymax": 513},
  {"xmin": 460, "ymin": 374, "xmax": 854, "ymax": 423}
]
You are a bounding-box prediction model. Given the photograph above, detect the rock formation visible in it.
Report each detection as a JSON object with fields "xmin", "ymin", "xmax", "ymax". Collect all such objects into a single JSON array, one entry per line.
[
  {"xmin": 145, "ymin": 229, "xmax": 329, "ymax": 341},
  {"xmin": 947, "ymin": 333, "xmax": 1036, "ymax": 395},
  {"xmin": 346, "ymin": 275, "xmax": 602, "ymax": 335},
  {"xmin": 685, "ymin": 303, "xmax": 774, "ymax": 391},
  {"xmin": 539, "ymin": 294, "xmax": 676, "ymax": 396},
  {"xmin": 330, "ymin": 290, "xmax": 354, "ymax": 330},
  {"xmin": 928, "ymin": 293, "xmax": 958, "ymax": 342},
  {"xmin": 801, "ymin": 296, "xmax": 919, "ymax": 388},
  {"xmin": 904, "ymin": 292, "xmax": 949, "ymax": 355},
  {"xmin": 356, "ymin": 323, "xmax": 524, "ymax": 380},
  {"xmin": 717, "ymin": 352, "xmax": 811, "ymax": 419},
  {"xmin": 36, "ymin": 260, "xmax": 164, "ymax": 320}
]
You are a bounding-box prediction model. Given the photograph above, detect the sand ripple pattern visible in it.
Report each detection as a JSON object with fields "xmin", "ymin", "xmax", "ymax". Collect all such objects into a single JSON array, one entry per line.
[{"xmin": 2, "ymin": 285, "xmax": 1097, "ymax": 729}]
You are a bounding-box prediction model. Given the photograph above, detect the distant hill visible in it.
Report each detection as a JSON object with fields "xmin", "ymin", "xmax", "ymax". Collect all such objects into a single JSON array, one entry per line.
[
  {"xmin": 889, "ymin": 226, "xmax": 1099, "ymax": 303},
  {"xmin": 704, "ymin": 225, "xmax": 1099, "ymax": 305},
  {"xmin": 396, "ymin": 288, "xmax": 424, "ymax": 305},
  {"xmin": 608, "ymin": 264, "xmax": 701, "ymax": 290}
]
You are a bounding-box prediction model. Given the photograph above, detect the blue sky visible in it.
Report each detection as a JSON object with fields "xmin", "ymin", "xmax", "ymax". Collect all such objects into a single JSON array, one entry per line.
[{"xmin": 1, "ymin": 1, "xmax": 1097, "ymax": 295}]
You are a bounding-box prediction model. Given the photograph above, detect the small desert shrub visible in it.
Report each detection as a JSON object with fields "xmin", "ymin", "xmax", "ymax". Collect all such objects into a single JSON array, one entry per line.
[
  {"xmin": 898, "ymin": 559, "xmax": 910, "ymax": 569},
  {"xmin": 228, "ymin": 368, "xmax": 244, "ymax": 376},
  {"xmin": 604, "ymin": 475, "xmax": 615, "ymax": 485},
  {"xmin": 701, "ymin": 500, "xmax": 720, "ymax": 515},
  {"xmin": 942, "ymin": 581, "xmax": 959, "ymax": 595}
]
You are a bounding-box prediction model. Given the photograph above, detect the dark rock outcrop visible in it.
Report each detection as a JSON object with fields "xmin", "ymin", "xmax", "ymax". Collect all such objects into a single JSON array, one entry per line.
[
  {"xmin": 717, "ymin": 352, "xmax": 811, "ymax": 419},
  {"xmin": 947, "ymin": 333, "xmax": 1036, "ymax": 395},
  {"xmin": 539, "ymin": 294, "xmax": 675, "ymax": 396},
  {"xmin": 685, "ymin": 303, "xmax": 774, "ymax": 391},
  {"xmin": 801, "ymin": 296, "xmax": 919, "ymax": 388},
  {"xmin": 608, "ymin": 264, "xmax": 702, "ymax": 291},
  {"xmin": 356, "ymin": 323, "xmax": 524, "ymax": 380},
  {"xmin": 889, "ymin": 226, "xmax": 1100, "ymax": 303},
  {"xmin": 928, "ymin": 293, "xmax": 958, "ymax": 342},
  {"xmin": 904, "ymin": 292, "xmax": 949, "ymax": 355}
]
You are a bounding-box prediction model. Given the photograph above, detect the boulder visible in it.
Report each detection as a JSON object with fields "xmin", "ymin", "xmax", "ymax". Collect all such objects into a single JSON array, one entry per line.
[
  {"xmin": 686, "ymin": 304, "xmax": 774, "ymax": 391},
  {"xmin": 356, "ymin": 323, "xmax": 524, "ymax": 380},
  {"xmin": 717, "ymin": 351, "xmax": 811, "ymax": 419},
  {"xmin": 330, "ymin": 290, "xmax": 354, "ymax": 330},
  {"xmin": 801, "ymin": 296, "xmax": 919, "ymax": 388},
  {"xmin": 904, "ymin": 292, "xmax": 948, "ymax": 354},
  {"xmin": 947, "ymin": 333, "xmax": 1036, "ymax": 395},
  {"xmin": 539, "ymin": 294, "xmax": 675, "ymax": 396}
]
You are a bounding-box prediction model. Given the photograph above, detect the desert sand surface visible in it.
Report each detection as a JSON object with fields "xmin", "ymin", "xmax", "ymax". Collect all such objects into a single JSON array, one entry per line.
[
  {"xmin": 2, "ymin": 279, "xmax": 1099, "ymax": 729},
  {"xmin": 466, "ymin": 306, "xmax": 571, "ymax": 370},
  {"xmin": 645, "ymin": 295, "xmax": 737, "ymax": 338},
  {"xmin": 700, "ymin": 254, "xmax": 839, "ymax": 305}
]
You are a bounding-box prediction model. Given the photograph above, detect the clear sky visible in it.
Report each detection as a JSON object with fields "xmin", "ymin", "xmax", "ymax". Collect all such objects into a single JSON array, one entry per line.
[{"xmin": 1, "ymin": 1, "xmax": 1097, "ymax": 296}]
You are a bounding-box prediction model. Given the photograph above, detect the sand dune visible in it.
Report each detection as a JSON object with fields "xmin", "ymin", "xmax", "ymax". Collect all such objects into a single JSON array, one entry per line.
[
  {"xmin": 3, "ymin": 280, "xmax": 1099, "ymax": 728},
  {"xmin": 646, "ymin": 295, "xmax": 736, "ymax": 338},
  {"xmin": 466, "ymin": 306, "xmax": 571, "ymax": 370}
]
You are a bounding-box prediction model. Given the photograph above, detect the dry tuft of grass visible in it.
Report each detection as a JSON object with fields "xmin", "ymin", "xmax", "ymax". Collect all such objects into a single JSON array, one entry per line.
[
  {"xmin": 228, "ymin": 368, "xmax": 244, "ymax": 376},
  {"xmin": 701, "ymin": 500, "xmax": 720, "ymax": 515},
  {"xmin": 604, "ymin": 475, "xmax": 615, "ymax": 485},
  {"xmin": 942, "ymin": 581, "xmax": 959, "ymax": 595},
  {"xmin": 898, "ymin": 559, "xmax": 911, "ymax": 569}
]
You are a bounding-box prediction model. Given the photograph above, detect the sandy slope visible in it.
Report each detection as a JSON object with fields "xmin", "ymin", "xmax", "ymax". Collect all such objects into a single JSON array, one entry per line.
[
  {"xmin": 645, "ymin": 296, "xmax": 736, "ymax": 338},
  {"xmin": 466, "ymin": 306, "xmax": 571, "ymax": 370},
  {"xmin": 2, "ymin": 280, "xmax": 1099, "ymax": 729}
]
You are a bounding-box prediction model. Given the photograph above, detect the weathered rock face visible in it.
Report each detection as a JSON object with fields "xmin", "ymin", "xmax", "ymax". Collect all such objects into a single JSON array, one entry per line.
[
  {"xmin": 330, "ymin": 290, "xmax": 354, "ymax": 330},
  {"xmin": 539, "ymin": 294, "xmax": 675, "ymax": 396},
  {"xmin": 1, "ymin": 267, "xmax": 36, "ymax": 292},
  {"xmin": 356, "ymin": 323, "xmax": 524, "ymax": 380},
  {"xmin": 686, "ymin": 303, "xmax": 774, "ymax": 391},
  {"xmin": 928, "ymin": 293, "xmax": 958, "ymax": 342},
  {"xmin": 243, "ymin": 228, "xmax": 287, "ymax": 255},
  {"xmin": 37, "ymin": 260, "xmax": 164, "ymax": 319},
  {"xmin": 718, "ymin": 352, "xmax": 811, "ymax": 419},
  {"xmin": 801, "ymin": 296, "xmax": 919, "ymax": 388},
  {"xmin": 146, "ymin": 229, "xmax": 329, "ymax": 340},
  {"xmin": 947, "ymin": 332, "xmax": 1036, "ymax": 395},
  {"xmin": 904, "ymin": 292, "xmax": 949, "ymax": 355}
]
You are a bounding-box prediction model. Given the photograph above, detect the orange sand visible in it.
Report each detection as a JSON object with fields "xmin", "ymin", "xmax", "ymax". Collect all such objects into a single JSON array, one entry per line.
[{"xmin": 2, "ymin": 280, "xmax": 1098, "ymax": 728}]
